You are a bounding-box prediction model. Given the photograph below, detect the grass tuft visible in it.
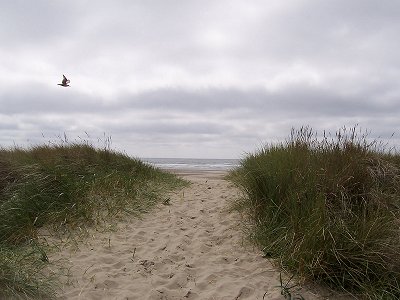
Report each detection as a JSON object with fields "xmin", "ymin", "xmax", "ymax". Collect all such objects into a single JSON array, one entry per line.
[
  {"xmin": 229, "ymin": 126, "xmax": 400, "ymax": 299},
  {"xmin": 0, "ymin": 140, "xmax": 187, "ymax": 299}
]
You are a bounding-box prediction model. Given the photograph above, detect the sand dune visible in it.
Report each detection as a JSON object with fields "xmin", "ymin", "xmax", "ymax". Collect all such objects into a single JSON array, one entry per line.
[{"xmin": 48, "ymin": 171, "xmax": 341, "ymax": 299}]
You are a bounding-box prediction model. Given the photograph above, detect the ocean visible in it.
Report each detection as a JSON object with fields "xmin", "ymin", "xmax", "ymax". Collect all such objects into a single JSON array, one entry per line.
[{"xmin": 142, "ymin": 158, "xmax": 240, "ymax": 171}]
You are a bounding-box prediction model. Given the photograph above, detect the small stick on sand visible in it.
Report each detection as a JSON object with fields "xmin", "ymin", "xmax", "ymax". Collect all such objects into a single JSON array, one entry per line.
[{"xmin": 131, "ymin": 247, "xmax": 137, "ymax": 262}]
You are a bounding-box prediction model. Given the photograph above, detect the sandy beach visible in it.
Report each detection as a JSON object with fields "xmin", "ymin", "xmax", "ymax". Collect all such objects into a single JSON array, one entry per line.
[{"xmin": 48, "ymin": 170, "xmax": 339, "ymax": 300}]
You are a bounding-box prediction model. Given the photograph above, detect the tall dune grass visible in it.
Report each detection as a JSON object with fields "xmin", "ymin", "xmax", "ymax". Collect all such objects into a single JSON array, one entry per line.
[
  {"xmin": 0, "ymin": 142, "xmax": 187, "ymax": 299},
  {"xmin": 229, "ymin": 126, "xmax": 400, "ymax": 299}
]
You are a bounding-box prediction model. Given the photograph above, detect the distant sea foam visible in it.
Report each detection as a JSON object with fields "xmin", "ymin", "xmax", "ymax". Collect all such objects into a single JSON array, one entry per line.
[{"xmin": 142, "ymin": 158, "xmax": 240, "ymax": 171}]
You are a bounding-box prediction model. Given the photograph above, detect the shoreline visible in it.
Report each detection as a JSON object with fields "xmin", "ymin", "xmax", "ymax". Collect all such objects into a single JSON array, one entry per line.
[{"xmin": 166, "ymin": 168, "xmax": 229, "ymax": 178}]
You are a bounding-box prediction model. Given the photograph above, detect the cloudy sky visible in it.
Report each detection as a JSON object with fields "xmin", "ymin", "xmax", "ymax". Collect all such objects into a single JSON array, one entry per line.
[{"xmin": 1, "ymin": 1, "xmax": 399, "ymax": 158}]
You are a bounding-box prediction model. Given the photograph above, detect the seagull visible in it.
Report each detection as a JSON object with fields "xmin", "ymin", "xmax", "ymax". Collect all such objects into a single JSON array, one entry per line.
[{"xmin": 58, "ymin": 75, "xmax": 70, "ymax": 87}]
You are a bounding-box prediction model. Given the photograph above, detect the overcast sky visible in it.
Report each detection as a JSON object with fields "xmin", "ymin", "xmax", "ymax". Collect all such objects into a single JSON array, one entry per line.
[{"xmin": 1, "ymin": 0, "xmax": 399, "ymax": 158}]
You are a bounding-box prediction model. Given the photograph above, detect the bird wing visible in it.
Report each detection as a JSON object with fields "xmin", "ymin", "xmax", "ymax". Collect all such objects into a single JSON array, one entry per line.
[{"xmin": 62, "ymin": 75, "xmax": 70, "ymax": 84}]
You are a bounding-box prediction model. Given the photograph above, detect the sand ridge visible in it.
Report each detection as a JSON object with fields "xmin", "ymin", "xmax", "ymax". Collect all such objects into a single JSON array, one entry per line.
[{"xmin": 49, "ymin": 171, "xmax": 328, "ymax": 299}]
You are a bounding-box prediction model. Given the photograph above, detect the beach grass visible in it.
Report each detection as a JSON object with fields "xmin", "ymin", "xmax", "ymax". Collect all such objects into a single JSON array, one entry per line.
[
  {"xmin": 228, "ymin": 126, "xmax": 400, "ymax": 299},
  {"xmin": 0, "ymin": 141, "xmax": 187, "ymax": 299}
]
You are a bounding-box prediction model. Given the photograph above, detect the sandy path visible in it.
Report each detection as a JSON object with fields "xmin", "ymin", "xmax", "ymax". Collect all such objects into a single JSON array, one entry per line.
[{"xmin": 50, "ymin": 171, "xmax": 331, "ymax": 300}]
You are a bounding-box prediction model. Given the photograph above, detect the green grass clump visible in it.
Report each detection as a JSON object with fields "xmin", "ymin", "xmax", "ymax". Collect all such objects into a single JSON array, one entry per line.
[
  {"xmin": 0, "ymin": 142, "xmax": 187, "ymax": 299},
  {"xmin": 229, "ymin": 126, "xmax": 400, "ymax": 299},
  {"xmin": 0, "ymin": 245, "xmax": 56, "ymax": 299}
]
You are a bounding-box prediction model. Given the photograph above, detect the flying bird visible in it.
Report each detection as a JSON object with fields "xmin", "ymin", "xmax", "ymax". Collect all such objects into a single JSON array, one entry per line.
[{"xmin": 58, "ymin": 75, "xmax": 70, "ymax": 87}]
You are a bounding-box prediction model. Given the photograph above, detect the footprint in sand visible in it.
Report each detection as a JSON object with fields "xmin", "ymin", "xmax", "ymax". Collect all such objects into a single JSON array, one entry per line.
[{"xmin": 49, "ymin": 171, "xmax": 345, "ymax": 300}]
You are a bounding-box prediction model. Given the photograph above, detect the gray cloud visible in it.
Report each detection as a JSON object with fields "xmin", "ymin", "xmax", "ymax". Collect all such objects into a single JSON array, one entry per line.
[{"xmin": 1, "ymin": 0, "xmax": 400, "ymax": 158}]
